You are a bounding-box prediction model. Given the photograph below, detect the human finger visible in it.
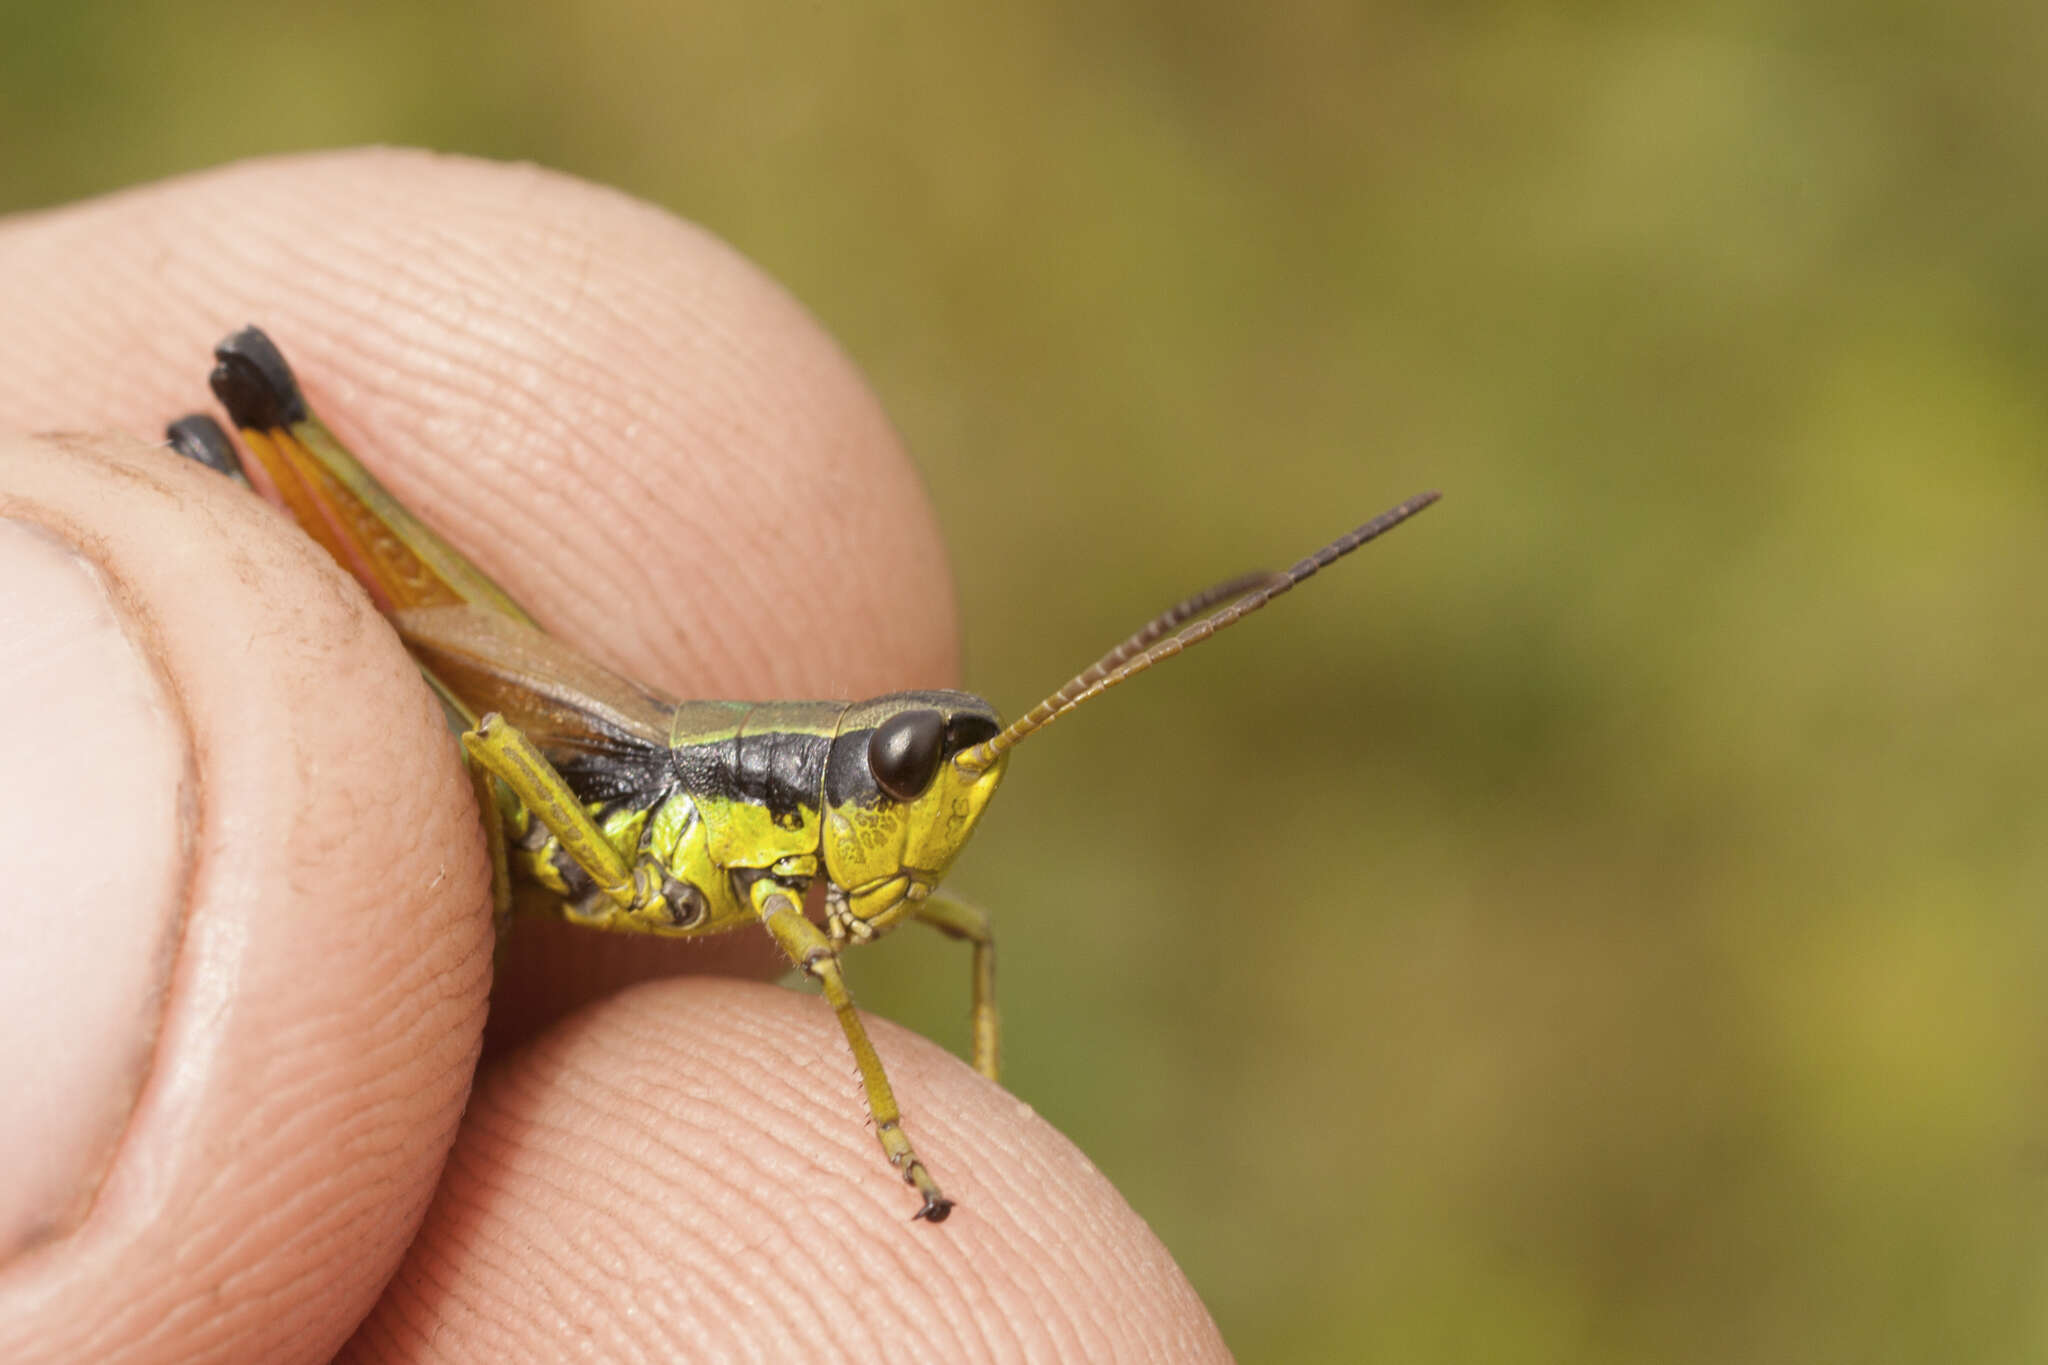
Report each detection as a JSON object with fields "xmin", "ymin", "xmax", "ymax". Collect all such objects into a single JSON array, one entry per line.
[
  {"xmin": 342, "ymin": 979, "xmax": 1231, "ymax": 1363},
  {"xmin": 0, "ymin": 432, "xmax": 492, "ymax": 1363}
]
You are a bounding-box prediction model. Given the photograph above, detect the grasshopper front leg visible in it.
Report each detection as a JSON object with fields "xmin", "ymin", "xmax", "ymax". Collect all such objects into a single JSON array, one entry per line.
[{"xmin": 754, "ymin": 881, "xmax": 954, "ymax": 1221}]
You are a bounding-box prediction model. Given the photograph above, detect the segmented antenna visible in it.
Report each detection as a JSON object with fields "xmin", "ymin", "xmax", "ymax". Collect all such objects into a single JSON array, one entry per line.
[{"xmin": 954, "ymin": 490, "xmax": 1441, "ymax": 774}]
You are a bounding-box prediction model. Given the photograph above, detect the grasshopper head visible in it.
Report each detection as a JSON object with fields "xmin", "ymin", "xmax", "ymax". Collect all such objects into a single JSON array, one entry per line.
[{"xmin": 821, "ymin": 691, "xmax": 1008, "ymax": 939}]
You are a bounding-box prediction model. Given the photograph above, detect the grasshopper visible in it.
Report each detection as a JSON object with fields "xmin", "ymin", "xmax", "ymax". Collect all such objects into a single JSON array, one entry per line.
[{"xmin": 166, "ymin": 326, "xmax": 1438, "ymax": 1220}]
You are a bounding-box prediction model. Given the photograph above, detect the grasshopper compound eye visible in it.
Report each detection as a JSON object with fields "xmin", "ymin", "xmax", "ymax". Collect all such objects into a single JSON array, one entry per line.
[{"xmin": 869, "ymin": 708, "xmax": 947, "ymax": 800}]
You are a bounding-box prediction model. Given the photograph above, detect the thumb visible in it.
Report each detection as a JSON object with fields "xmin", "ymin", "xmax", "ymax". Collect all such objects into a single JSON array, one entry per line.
[{"xmin": 0, "ymin": 432, "xmax": 492, "ymax": 1363}]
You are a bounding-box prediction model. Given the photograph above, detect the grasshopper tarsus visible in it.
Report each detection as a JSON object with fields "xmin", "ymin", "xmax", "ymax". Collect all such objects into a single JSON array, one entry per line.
[
  {"xmin": 165, "ymin": 413, "xmax": 248, "ymax": 483},
  {"xmin": 914, "ymin": 1193, "xmax": 955, "ymax": 1223},
  {"xmin": 209, "ymin": 325, "xmax": 307, "ymax": 429}
]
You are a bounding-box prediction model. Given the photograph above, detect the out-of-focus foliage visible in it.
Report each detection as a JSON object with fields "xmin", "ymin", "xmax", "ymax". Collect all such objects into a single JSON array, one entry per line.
[{"xmin": 6, "ymin": 3, "xmax": 2043, "ymax": 1359}]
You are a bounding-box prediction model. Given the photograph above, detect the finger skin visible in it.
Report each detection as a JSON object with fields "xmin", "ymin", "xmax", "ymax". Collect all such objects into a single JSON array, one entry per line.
[
  {"xmin": 0, "ymin": 147, "xmax": 961, "ymax": 1039},
  {"xmin": 341, "ymin": 980, "xmax": 1230, "ymax": 1365},
  {"xmin": 0, "ymin": 433, "xmax": 492, "ymax": 1363}
]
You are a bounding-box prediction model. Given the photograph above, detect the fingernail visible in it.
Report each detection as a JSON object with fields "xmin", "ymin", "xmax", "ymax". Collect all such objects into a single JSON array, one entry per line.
[{"xmin": 0, "ymin": 518, "xmax": 188, "ymax": 1254}]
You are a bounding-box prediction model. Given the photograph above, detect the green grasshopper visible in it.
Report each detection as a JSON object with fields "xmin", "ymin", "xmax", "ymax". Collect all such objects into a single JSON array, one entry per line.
[{"xmin": 166, "ymin": 326, "xmax": 1438, "ymax": 1221}]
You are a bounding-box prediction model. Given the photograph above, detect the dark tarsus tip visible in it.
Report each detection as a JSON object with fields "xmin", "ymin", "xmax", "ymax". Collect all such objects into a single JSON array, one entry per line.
[
  {"xmin": 208, "ymin": 325, "xmax": 306, "ymax": 430},
  {"xmin": 913, "ymin": 1194, "xmax": 955, "ymax": 1224},
  {"xmin": 165, "ymin": 414, "xmax": 247, "ymax": 480}
]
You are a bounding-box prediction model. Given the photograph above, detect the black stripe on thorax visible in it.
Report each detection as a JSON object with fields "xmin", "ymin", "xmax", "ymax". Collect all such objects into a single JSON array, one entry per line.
[{"xmin": 672, "ymin": 728, "xmax": 841, "ymax": 827}]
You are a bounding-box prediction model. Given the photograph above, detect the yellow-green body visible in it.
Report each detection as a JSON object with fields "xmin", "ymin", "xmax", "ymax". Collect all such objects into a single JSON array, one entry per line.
[{"xmin": 496, "ymin": 695, "xmax": 1009, "ymax": 946}]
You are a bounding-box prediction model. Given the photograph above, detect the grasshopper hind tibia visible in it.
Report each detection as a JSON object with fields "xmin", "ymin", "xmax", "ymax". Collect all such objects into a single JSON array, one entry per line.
[
  {"xmin": 209, "ymin": 325, "xmax": 307, "ymax": 430},
  {"xmin": 165, "ymin": 413, "xmax": 250, "ymax": 484}
]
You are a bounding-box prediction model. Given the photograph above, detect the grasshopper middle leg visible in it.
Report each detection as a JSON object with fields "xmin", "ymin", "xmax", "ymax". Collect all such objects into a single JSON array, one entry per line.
[{"xmin": 911, "ymin": 896, "xmax": 999, "ymax": 1082}]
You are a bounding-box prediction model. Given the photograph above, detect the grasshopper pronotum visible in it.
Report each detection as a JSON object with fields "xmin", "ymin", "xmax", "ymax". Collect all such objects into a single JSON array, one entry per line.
[{"xmin": 167, "ymin": 327, "xmax": 1438, "ymax": 1220}]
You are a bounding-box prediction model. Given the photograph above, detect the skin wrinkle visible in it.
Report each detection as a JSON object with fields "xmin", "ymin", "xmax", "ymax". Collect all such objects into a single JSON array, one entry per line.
[
  {"xmin": 458, "ymin": 454, "xmax": 676, "ymax": 678},
  {"xmin": 324, "ymin": 1044, "xmax": 470, "ymax": 1179},
  {"xmin": 361, "ymin": 1277, "xmax": 434, "ymax": 1361},
  {"xmin": 315, "ymin": 201, "xmax": 786, "ymax": 609},
  {"xmin": 192, "ymin": 1113, "xmax": 405, "ymax": 1316},
  {"xmin": 618, "ymin": 1005, "xmax": 858, "ymax": 1139},
  {"xmin": 796, "ymin": 1200, "xmax": 964, "ymax": 1364},
  {"xmin": 912, "ymin": 1196, "xmax": 1046, "ymax": 1361},
  {"xmin": 573, "ymin": 432, "xmax": 767, "ymax": 684},
  {"xmin": 241, "ymin": 163, "xmax": 937, "ymax": 695},
  {"xmin": 80, "ymin": 244, "xmax": 168, "ymax": 362},
  {"xmin": 389, "ymin": 1187, "xmax": 494, "ymax": 1322},
  {"xmin": 680, "ymin": 1011, "xmax": 983, "ymax": 1347},
  {"xmin": 100, "ymin": 1096, "xmax": 311, "ymax": 1342},
  {"xmin": 962, "ymin": 1215, "xmax": 1085, "ymax": 1359},
  {"xmin": 524, "ymin": 1220, "xmax": 635, "ymax": 1348},
  {"xmin": 719, "ymin": 1262, "xmax": 840, "ymax": 1365},
  {"xmin": 489, "ymin": 1203, "xmax": 700, "ymax": 1357},
  {"xmin": 310, "ymin": 315, "xmax": 834, "ymax": 695},
  {"xmin": 437, "ymin": 1002, "xmax": 976, "ymax": 1359},
  {"xmin": 552, "ymin": 1069, "xmax": 800, "ymax": 1241},
  {"xmin": 417, "ymin": 1178, "xmax": 572, "ymax": 1336},
  {"xmin": 393, "ymin": 420, "xmax": 681, "ymax": 693},
  {"xmin": 501, "ymin": 1211, "xmax": 651, "ymax": 1350},
  {"xmin": 567, "ymin": 1056, "xmax": 763, "ymax": 1180},
  {"xmin": 924, "ymin": 1106, "xmax": 1103, "ymax": 1358}
]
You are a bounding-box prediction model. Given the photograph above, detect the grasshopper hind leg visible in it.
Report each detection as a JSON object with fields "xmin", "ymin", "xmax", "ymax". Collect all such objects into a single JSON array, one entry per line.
[
  {"xmin": 208, "ymin": 326, "xmax": 307, "ymax": 431},
  {"xmin": 166, "ymin": 413, "xmax": 253, "ymax": 486},
  {"xmin": 166, "ymin": 405, "xmax": 524, "ymax": 939},
  {"xmin": 464, "ymin": 749, "xmax": 516, "ymax": 933}
]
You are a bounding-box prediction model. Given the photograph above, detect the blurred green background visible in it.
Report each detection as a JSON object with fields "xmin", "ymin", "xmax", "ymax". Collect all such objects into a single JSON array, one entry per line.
[{"xmin": 7, "ymin": 3, "xmax": 2046, "ymax": 1359}]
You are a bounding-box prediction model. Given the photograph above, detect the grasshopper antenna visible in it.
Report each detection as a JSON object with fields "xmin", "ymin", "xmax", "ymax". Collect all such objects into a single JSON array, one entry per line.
[{"xmin": 955, "ymin": 490, "xmax": 1441, "ymax": 774}]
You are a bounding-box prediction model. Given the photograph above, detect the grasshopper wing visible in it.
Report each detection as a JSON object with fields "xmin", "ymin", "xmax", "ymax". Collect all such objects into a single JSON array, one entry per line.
[
  {"xmin": 186, "ymin": 327, "xmax": 677, "ymax": 806},
  {"xmin": 396, "ymin": 602, "xmax": 678, "ymax": 806},
  {"xmin": 202, "ymin": 327, "xmax": 532, "ymax": 623}
]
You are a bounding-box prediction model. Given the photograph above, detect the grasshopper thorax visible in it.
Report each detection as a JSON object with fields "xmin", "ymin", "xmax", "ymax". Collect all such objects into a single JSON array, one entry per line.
[{"xmin": 821, "ymin": 691, "xmax": 1007, "ymax": 938}]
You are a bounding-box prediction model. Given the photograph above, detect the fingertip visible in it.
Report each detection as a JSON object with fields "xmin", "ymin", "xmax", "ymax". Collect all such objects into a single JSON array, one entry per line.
[
  {"xmin": 346, "ymin": 979, "xmax": 1229, "ymax": 1362},
  {"xmin": 0, "ymin": 433, "xmax": 493, "ymax": 1363}
]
